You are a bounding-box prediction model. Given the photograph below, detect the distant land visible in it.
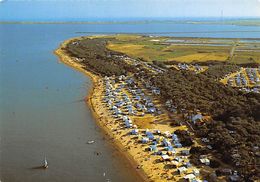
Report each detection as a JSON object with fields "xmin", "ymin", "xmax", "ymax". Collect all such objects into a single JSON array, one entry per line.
[
  {"xmin": 1, "ymin": 18, "xmax": 260, "ymax": 26},
  {"xmin": 188, "ymin": 19, "xmax": 260, "ymax": 26}
]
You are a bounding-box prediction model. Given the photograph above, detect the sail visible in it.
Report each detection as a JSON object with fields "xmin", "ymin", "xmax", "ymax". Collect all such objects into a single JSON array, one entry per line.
[{"xmin": 44, "ymin": 157, "xmax": 48, "ymax": 168}]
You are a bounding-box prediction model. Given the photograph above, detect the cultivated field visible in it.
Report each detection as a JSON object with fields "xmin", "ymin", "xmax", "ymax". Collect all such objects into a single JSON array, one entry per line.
[{"xmin": 106, "ymin": 34, "xmax": 260, "ymax": 64}]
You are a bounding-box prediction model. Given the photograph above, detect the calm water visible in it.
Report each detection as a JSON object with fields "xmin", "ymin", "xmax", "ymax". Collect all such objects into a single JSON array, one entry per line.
[
  {"xmin": 72, "ymin": 23, "xmax": 260, "ymax": 38},
  {"xmin": 0, "ymin": 23, "xmax": 260, "ymax": 182},
  {"xmin": 0, "ymin": 24, "xmax": 142, "ymax": 182}
]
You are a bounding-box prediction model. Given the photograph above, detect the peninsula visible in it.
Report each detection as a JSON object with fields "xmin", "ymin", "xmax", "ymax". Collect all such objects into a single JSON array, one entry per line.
[{"xmin": 55, "ymin": 34, "xmax": 260, "ymax": 182}]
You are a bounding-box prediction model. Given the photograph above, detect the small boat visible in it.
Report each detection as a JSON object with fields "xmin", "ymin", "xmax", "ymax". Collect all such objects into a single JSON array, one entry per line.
[
  {"xmin": 87, "ymin": 140, "xmax": 95, "ymax": 144},
  {"xmin": 43, "ymin": 157, "xmax": 48, "ymax": 169}
]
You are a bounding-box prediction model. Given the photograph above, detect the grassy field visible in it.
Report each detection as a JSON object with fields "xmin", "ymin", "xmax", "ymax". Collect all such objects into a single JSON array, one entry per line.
[{"xmin": 106, "ymin": 34, "xmax": 260, "ymax": 64}]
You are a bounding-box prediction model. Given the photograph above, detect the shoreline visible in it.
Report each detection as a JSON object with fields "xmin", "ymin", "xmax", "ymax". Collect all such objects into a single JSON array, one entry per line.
[{"xmin": 54, "ymin": 37, "xmax": 149, "ymax": 182}]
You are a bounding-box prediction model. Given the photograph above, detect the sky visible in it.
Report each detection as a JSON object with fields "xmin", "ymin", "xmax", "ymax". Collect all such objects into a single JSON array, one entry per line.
[{"xmin": 0, "ymin": 0, "xmax": 260, "ymax": 21}]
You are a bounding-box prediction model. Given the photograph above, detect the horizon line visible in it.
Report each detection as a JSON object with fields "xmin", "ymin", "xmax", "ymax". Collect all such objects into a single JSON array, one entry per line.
[
  {"xmin": 1, "ymin": 16, "xmax": 260, "ymax": 21},
  {"xmin": 1, "ymin": 17, "xmax": 260, "ymax": 25}
]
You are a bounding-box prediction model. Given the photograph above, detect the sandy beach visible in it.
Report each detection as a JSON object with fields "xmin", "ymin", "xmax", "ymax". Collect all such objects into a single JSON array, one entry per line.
[{"xmin": 55, "ymin": 37, "xmax": 150, "ymax": 181}]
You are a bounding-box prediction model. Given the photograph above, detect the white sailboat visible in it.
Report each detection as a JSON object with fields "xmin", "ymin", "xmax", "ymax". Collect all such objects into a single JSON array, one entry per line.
[{"xmin": 43, "ymin": 157, "xmax": 48, "ymax": 169}]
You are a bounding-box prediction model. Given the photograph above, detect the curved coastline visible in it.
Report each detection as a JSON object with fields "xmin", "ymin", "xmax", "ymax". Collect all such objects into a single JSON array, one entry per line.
[{"xmin": 54, "ymin": 37, "xmax": 149, "ymax": 182}]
